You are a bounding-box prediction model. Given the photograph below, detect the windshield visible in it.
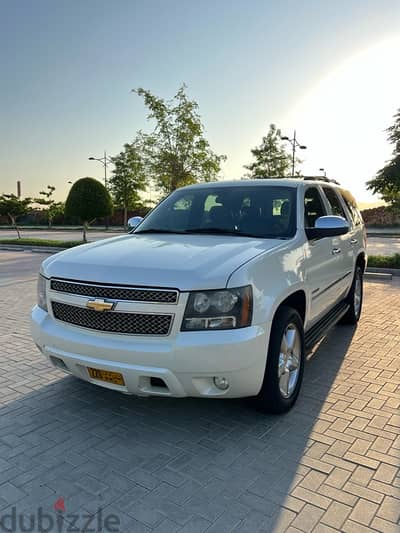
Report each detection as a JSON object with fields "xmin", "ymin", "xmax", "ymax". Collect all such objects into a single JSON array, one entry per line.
[{"xmin": 135, "ymin": 185, "xmax": 297, "ymax": 239}]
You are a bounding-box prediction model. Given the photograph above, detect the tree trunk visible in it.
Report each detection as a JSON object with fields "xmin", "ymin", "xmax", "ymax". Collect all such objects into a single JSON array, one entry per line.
[
  {"xmin": 9, "ymin": 214, "xmax": 20, "ymax": 239},
  {"xmin": 124, "ymin": 205, "xmax": 128, "ymax": 231},
  {"xmin": 83, "ymin": 222, "xmax": 87, "ymax": 243}
]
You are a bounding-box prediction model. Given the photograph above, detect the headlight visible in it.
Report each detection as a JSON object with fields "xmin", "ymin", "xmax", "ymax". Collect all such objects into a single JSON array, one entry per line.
[
  {"xmin": 181, "ymin": 286, "xmax": 252, "ymax": 331},
  {"xmin": 37, "ymin": 274, "xmax": 48, "ymax": 312}
]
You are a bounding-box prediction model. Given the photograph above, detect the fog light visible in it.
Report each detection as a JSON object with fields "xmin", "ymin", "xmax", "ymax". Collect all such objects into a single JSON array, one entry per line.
[
  {"xmin": 49, "ymin": 356, "xmax": 68, "ymax": 370},
  {"xmin": 213, "ymin": 376, "xmax": 229, "ymax": 390}
]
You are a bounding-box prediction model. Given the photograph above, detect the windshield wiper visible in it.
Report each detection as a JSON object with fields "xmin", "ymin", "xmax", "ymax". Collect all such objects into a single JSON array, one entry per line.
[
  {"xmin": 185, "ymin": 228, "xmax": 262, "ymax": 238},
  {"xmin": 134, "ymin": 228, "xmax": 188, "ymax": 234},
  {"xmin": 135, "ymin": 227, "xmax": 284, "ymax": 239}
]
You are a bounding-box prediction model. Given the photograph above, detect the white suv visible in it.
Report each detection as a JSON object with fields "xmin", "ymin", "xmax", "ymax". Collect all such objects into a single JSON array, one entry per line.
[{"xmin": 31, "ymin": 178, "xmax": 366, "ymax": 413}]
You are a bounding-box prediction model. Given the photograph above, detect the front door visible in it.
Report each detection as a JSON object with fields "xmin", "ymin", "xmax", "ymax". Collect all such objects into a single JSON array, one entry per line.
[{"xmin": 303, "ymin": 186, "xmax": 346, "ymax": 325}]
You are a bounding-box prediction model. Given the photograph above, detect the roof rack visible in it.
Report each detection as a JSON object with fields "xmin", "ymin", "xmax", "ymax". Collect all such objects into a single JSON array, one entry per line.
[
  {"xmin": 250, "ymin": 176, "xmax": 341, "ymax": 185},
  {"xmin": 302, "ymin": 176, "xmax": 341, "ymax": 185}
]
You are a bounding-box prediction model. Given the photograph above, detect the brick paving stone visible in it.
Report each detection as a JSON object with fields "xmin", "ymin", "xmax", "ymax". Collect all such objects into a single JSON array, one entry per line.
[
  {"xmin": 320, "ymin": 500, "xmax": 352, "ymax": 529},
  {"xmin": 349, "ymin": 465, "xmax": 375, "ymax": 486},
  {"xmin": 324, "ymin": 467, "xmax": 352, "ymax": 489},
  {"xmin": 0, "ymin": 252, "xmax": 400, "ymax": 532},
  {"xmin": 349, "ymin": 498, "xmax": 379, "ymax": 526},
  {"xmin": 291, "ymin": 503, "xmax": 325, "ymax": 531},
  {"xmin": 370, "ymin": 516, "xmax": 400, "ymax": 533},
  {"xmin": 376, "ymin": 495, "xmax": 400, "ymax": 523},
  {"xmin": 374, "ymin": 463, "xmax": 399, "ymax": 484}
]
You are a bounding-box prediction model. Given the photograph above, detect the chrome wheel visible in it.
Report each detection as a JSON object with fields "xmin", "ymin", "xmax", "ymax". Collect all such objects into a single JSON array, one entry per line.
[
  {"xmin": 278, "ymin": 323, "xmax": 301, "ymax": 398},
  {"xmin": 354, "ymin": 270, "xmax": 362, "ymax": 318}
]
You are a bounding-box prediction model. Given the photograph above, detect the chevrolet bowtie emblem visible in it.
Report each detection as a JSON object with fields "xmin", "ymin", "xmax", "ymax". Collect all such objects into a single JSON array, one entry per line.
[{"xmin": 86, "ymin": 299, "xmax": 115, "ymax": 312}]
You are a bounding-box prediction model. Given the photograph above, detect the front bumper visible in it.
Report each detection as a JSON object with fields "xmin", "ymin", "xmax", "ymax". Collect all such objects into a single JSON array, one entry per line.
[{"xmin": 31, "ymin": 306, "xmax": 270, "ymax": 398}]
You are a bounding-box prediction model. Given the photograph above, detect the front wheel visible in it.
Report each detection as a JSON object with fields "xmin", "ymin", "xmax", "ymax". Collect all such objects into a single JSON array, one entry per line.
[
  {"xmin": 340, "ymin": 265, "xmax": 363, "ymax": 325},
  {"xmin": 255, "ymin": 306, "xmax": 305, "ymax": 414}
]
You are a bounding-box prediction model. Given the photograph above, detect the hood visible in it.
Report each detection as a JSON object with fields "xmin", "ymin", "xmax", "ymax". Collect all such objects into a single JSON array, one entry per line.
[{"xmin": 42, "ymin": 233, "xmax": 283, "ymax": 290}]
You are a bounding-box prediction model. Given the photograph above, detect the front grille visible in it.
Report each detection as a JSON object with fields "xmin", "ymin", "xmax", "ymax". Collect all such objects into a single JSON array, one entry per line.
[
  {"xmin": 50, "ymin": 279, "xmax": 178, "ymax": 304},
  {"xmin": 52, "ymin": 302, "xmax": 173, "ymax": 335}
]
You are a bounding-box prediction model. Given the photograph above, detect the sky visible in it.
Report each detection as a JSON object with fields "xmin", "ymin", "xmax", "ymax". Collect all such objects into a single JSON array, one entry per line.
[{"xmin": 1, "ymin": 0, "xmax": 400, "ymax": 206}]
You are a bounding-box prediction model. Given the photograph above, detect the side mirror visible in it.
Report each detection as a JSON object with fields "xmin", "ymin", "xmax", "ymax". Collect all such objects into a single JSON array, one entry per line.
[
  {"xmin": 127, "ymin": 216, "xmax": 144, "ymax": 231},
  {"xmin": 306, "ymin": 215, "xmax": 349, "ymax": 240}
]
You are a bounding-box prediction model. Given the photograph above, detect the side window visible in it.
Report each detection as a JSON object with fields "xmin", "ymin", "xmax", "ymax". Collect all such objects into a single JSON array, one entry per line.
[
  {"xmin": 339, "ymin": 189, "xmax": 363, "ymax": 226},
  {"xmin": 304, "ymin": 187, "xmax": 326, "ymax": 227},
  {"xmin": 323, "ymin": 187, "xmax": 347, "ymax": 219}
]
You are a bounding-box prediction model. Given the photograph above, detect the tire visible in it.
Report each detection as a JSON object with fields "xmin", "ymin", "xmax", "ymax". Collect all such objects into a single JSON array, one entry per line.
[
  {"xmin": 340, "ymin": 265, "xmax": 363, "ymax": 325},
  {"xmin": 255, "ymin": 306, "xmax": 305, "ymax": 414}
]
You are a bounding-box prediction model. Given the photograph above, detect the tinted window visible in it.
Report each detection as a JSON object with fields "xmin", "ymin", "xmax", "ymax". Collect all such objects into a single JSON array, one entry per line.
[
  {"xmin": 304, "ymin": 187, "xmax": 326, "ymax": 227},
  {"xmin": 323, "ymin": 187, "xmax": 347, "ymax": 219},
  {"xmin": 136, "ymin": 186, "xmax": 297, "ymax": 238},
  {"xmin": 339, "ymin": 189, "xmax": 363, "ymax": 226}
]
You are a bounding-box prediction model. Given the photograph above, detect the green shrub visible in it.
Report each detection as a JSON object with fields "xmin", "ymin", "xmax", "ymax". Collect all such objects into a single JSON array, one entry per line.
[
  {"xmin": 368, "ymin": 254, "xmax": 400, "ymax": 269},
  {"xmin": 65, "ymin": 178, "xmax": 113, "ymax": 241},
  {"xmin": 0, "ymin": 238, "xmax": 83, "ymax": 248}
]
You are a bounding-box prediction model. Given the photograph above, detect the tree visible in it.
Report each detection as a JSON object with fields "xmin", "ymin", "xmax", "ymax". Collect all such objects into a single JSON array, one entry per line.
[
  {"xmin": 0, "ymin": 194, "xmax": 31, "ymax": 238},
  {"xmin": 367, "ymin": 108, "xmax": 400, "ymax": 212},
  {"xmin": 65, "ymin": 178, "xmax": 113, "ymax": 242},
  {"xmin": 133, "ymin": 85, "xmax": 226, "ymax": 194},
  {"xmin": 244, "ymin": 124, "xmax": 292, "ymax": 178},
  {"xmin": 109, "ymin": 142, "xmax": 147, "ymax": 230},
  {"xmin": 34, "ymin": 185, "xmax": 64, "ymax": 227}
]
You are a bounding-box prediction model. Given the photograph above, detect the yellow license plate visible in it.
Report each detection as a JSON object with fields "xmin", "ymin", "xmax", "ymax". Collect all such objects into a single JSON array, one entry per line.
[{"xmin": 87, "ymin": 367, "xmax": 125, "ymax": 386}]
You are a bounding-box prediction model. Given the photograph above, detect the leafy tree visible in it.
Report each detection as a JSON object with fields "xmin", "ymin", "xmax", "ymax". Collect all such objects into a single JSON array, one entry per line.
[
  {"xmin": 109, "ymin": 142, "xmax": 148, "ymax": 230},
  {"xmin": 65, "ymin": 178, "xmax": 113, "ymax": 242},
  {"xmin": 34, "ymin": 185, "xmax": 64, "ymax": 227},
  {"xmin": 47, "ymin": 201, "xmax": 65, "ymax": 225},
  {"xmin": 244, "ymin": 124, "xmax": 293, "ymax": 178},
  {"xmin": 0, "ymin": 194, "xmax": 31, "ymax": 238},
  {"xmin": 133, "ymin": 85, "xmax": 226, "ymax": 194},
  {"xmin": 367, "ymin": 108, "xmax": 400, "ymax": 212}
]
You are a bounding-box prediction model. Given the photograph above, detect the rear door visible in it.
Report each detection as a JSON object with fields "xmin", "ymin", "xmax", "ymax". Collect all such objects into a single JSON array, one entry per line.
[
  {"xmin": 321, "ymin": 186, "xmax": 354, "ymax": 295},
  {"xmin": 338, "ymin": 188, "xmax": 366, "ymax": 265}
]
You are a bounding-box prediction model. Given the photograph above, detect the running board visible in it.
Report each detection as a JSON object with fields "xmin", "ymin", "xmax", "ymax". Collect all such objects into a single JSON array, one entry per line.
[{"xmin": 305, "ymin": 300, "xmax": 349, "ymax": 350}]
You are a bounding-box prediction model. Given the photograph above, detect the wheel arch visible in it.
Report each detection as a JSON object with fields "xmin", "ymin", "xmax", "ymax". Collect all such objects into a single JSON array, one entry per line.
[
  {"xmin": 273, "ymin": 289, "xmax": 306, "ymax": 325},
  {"xmin": 356, "ymin": 252, "xmax": 366, "ymax": 272}
]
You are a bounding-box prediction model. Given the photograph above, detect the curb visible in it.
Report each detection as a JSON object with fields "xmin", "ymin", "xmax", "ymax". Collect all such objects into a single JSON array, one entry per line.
[
  {"xmin": 365, "ymin": 271, "xmax": 393, "ymax": 281},
  {"xmin": 366, "ymin": 267, "xmax": 400, "ymax": 277},
  {"xmin": 0, "ymin": 244, "xmax": 66, "ymax": 254}
]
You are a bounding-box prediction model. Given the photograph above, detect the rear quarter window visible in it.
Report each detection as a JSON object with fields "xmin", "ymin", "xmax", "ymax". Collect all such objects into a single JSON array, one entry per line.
[
  {"xmin": 339, "ymin": 189, "xmax": 363, "ymax": 226},
  {"xmin": 322, "ymin": 187, "xmax": 347, "ymax": 219}
]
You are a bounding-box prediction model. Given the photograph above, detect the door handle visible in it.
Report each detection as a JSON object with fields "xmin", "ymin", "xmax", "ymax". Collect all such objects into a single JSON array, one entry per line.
[
  {"xmin": 332, "ymin": 248, "xmax": 341, "ymax": 255},
  {"xmin": 350, "ymin": 238, "xmax": 358, "ymax": 245}
]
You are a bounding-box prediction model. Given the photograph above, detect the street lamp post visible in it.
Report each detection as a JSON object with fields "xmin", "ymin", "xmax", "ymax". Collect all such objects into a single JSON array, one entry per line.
[
  {"xmin": 280, "ymin": 130, "xmax": 307, "ymax": 177},
  {"xmin": 88, "ymin": 151, "xmax": 113, "ymax": 189}
]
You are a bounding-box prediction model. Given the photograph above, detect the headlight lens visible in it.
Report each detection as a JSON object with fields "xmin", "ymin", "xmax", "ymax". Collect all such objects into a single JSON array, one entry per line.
[
  {"xmin": 182, "ymin": 286, "xmax": 252, "ymax": 331},
  {"xmin": 37, "ymin": 274, "xmax": 48, "ymax": 312}
]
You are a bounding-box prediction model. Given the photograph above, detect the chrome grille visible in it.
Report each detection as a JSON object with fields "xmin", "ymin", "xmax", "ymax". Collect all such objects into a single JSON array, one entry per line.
[
  {"xmin": 52, "ymin": 302, "xmax": 173, "ymax": 335},
  {"xmin": 50, "ymin": 279, "xmax": 178, "ymax": 304}
]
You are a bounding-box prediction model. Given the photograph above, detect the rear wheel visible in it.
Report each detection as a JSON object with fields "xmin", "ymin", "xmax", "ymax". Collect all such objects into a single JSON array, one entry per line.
[
  {"xmin": 255, "ymin": 306, "xmax": 305, "ymax": 414},
  {"xmin": 340, "ymin": 265, "xmax": 363, "ymax": 325}
]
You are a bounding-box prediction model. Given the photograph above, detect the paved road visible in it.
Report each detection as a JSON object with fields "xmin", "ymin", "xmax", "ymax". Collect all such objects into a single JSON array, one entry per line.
[
  {"xmin": 367, "ymin": 236, "xmax": 400, "ymax": 256},
  {"xmin": 0, "ymin": 250, "xmax": 399, "ymax": 532},
  {"xmin": 0, "ymin": 250, "xmax": 45, "ymax": 286},
  {"xmin": 1, "ymin": 229, "xmax": 400, "ymax": 256}
]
